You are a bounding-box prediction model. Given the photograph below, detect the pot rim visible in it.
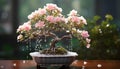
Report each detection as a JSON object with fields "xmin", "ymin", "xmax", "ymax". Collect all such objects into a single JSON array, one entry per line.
[{"xmin": 30, "ymin": 51, "xmax": 78, "ymax": 57}]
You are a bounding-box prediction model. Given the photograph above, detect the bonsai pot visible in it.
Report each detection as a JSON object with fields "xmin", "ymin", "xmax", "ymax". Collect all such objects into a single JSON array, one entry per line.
[{"xmin": 30, "ymin": 51, "xmax": 78, "ymax": 66}]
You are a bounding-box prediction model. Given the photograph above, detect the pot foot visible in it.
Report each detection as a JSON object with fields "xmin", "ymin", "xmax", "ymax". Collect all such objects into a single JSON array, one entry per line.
[
  {"xmin": 59, "ymin": 65, "xmax": 70, "ymax": 69},
  {"xmin": 37, "ymin": 64, "xmax": 47, "ymax": 69}
]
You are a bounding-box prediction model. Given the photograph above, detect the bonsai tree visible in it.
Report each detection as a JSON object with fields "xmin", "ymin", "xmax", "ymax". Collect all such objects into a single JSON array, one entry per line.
[{"xmin": 17, "ymin": 3, "xmax": 90, "ymax": 55}]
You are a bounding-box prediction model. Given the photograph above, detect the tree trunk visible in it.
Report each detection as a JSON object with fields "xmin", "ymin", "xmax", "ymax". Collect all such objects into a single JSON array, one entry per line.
[{"xmin": 49, "ymin": 34, "xmax": 72, "ymax": 50}]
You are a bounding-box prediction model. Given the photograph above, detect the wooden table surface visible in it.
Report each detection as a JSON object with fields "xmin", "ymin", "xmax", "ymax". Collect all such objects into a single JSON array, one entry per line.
[{"xmin": 0, "ymin": 60, "xmax": 120, "ymax": 69}]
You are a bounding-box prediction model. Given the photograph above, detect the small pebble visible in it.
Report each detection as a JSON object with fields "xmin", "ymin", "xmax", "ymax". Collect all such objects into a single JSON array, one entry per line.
[
  {"xmin": 13, "ymin": 63, "xmax": 16, "ymax": 67},
  {"xmin": 23, "ymin": 60, "xmax": 26, "ymax": 64},
  {"xmin": 97, "ymin": 64, "xmax": 102, "ymax": 67},
  {"xmin": 83, "ymin": 61, "xmax": 87, "ymax": 65}
]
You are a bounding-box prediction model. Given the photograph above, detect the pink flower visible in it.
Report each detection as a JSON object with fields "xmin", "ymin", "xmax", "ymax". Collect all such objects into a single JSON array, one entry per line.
[
  {"xmin": 79, "ymin": 16, "xmax": 87, "ymax": 25},
  {"xmin": 46, "ymin": 16, "xmax": 64, "ymax": 23},
  {"xmin": 17, "ymin": 34, "xmax": 23, "ymax": 40},
  {"xmin": 17, "ymin": 25, "xmax": 24, "ymax": 32},
  {"xmin": 35, "ymin": 21, "xmax": 45, "ymax": 28},
  {"xmin": 81, "ymin": 31, "xmax": 89, "ymax": 38},
  {"xmin": 54, "ymin": 17, "xmax": 62, "ymax": 22},
  {"xmin": 57, "ymin": 7, "xmax": 62, "ymax": 12},
  {"xmin": 68, "ymin": 10, "xmax": 77, "ymax": 16},
  {"xmin": 28, "ymin": 10, "xmax": 39, "ymax": 19},
  {"xmin": 45, "ymin": 3, "xmax": 57, "ymax": 10},
  {"xmin": 17, "ymin": 22, "xmax": 31, "ymax": 32},
  {"xmin": 86, "ymin": 44, "xmax": 90, "ymax": 48},
  {"xmin": 22, "ymin": 23, "xmax": 31, "ymax": 31},
  {"xmin": 86, "ymin": 38, "xmax": 91, "ymax": 43},
  {"xmin": 38, "ymin": 8, "xmax": 46, "ymax": 15},
  {"xmin": 28, "ymin": 13, "xmax": 34, "ymax": 19},
  {"xmin": 46, "ymin": 16, "xmax": 55, "ymax": 23},
  {"xmin": 71, "ymin": 16, "xmax": 80, "ymax": 23}
]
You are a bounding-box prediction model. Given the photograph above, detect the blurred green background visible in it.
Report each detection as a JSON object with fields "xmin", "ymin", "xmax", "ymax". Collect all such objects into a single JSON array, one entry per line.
[{"xmin": 0, "ymin": 0, "xmax": 120, "ymax": 60}]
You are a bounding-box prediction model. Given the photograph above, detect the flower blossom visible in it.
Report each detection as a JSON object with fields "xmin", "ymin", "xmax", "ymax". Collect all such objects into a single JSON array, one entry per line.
[
  {"xmin": 28, "ymin": 13, "xmax": 34, "ymax": 20},
  {"xmin": 54, "ymin": 17, "xmax": 64, "ymax": 22},
  {"xmin": 28, "ymin": 10, "xmax": 39, "ymax": 19},
  {"xmin": 17, "ymin": 34, "xmax": 23, "ymax": 40},
  {"xmin": 77, "ymin": 29, "xmax": 82, "ymax": 34},
  {"xmin": 46, "ymin": 16, "xmax": 55, "ymax": 23},
  {"xmin": 57, "ymin": 7, "xmax": 62, "ymax": 12},
  {"xmin": 68, "ymin": 10, "xmax": 77, "ymax": 16},
  {"xmin": 35, "ymin": 21, "xmax": 45, "ymax": 28},
  {"xmin": 46, "ymin": 16, "xmax": 64, "ymax": 23},
  {"xmin": 44, "ymin": 3, "xmax": 62, "ymax": 12},
  {"xmin": 22, "ymin": 22, "xmax": 31, "ymax": 31},
  {"xmin": 81, "ymin": 31, "xmax": 89, "ymax": 38},
  {"xmin": 79, "ymin": 16, "xmax": 87, "ymax": 25},
  {"xmin": 45, "ymin": 3, "xmax": 57, "ymax": 10},
  {"xmin": 17, "ymin": 22, "xmax": 31, "ymax": 32},
  {"xmin": 86, "ymin": 44, "xmax": 90, "ymax": 48},
  {"xmin": 38, "ymin": 8, "xmax": 46, "ymax": 15},
  {"xmin": 71, "ymin": 16, "xmax": 80, "ymax": 23},
  {"xmin": 86, "ymin": 38, "xmax": 91, "ymax": 43},
  {"xmin": 17, "ymin": 25, "xmax": 24, "ymax": 32}
]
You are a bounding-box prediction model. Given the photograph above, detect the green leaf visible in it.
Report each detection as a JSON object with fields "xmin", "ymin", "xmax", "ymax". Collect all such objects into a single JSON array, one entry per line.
[
  {"xmin": 93, "ymin": 15, "xmax": 101, "ymax": 22},
  {"xmin": 105, "ymin": 14, "xmax": 113, "ymax": 21}
]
